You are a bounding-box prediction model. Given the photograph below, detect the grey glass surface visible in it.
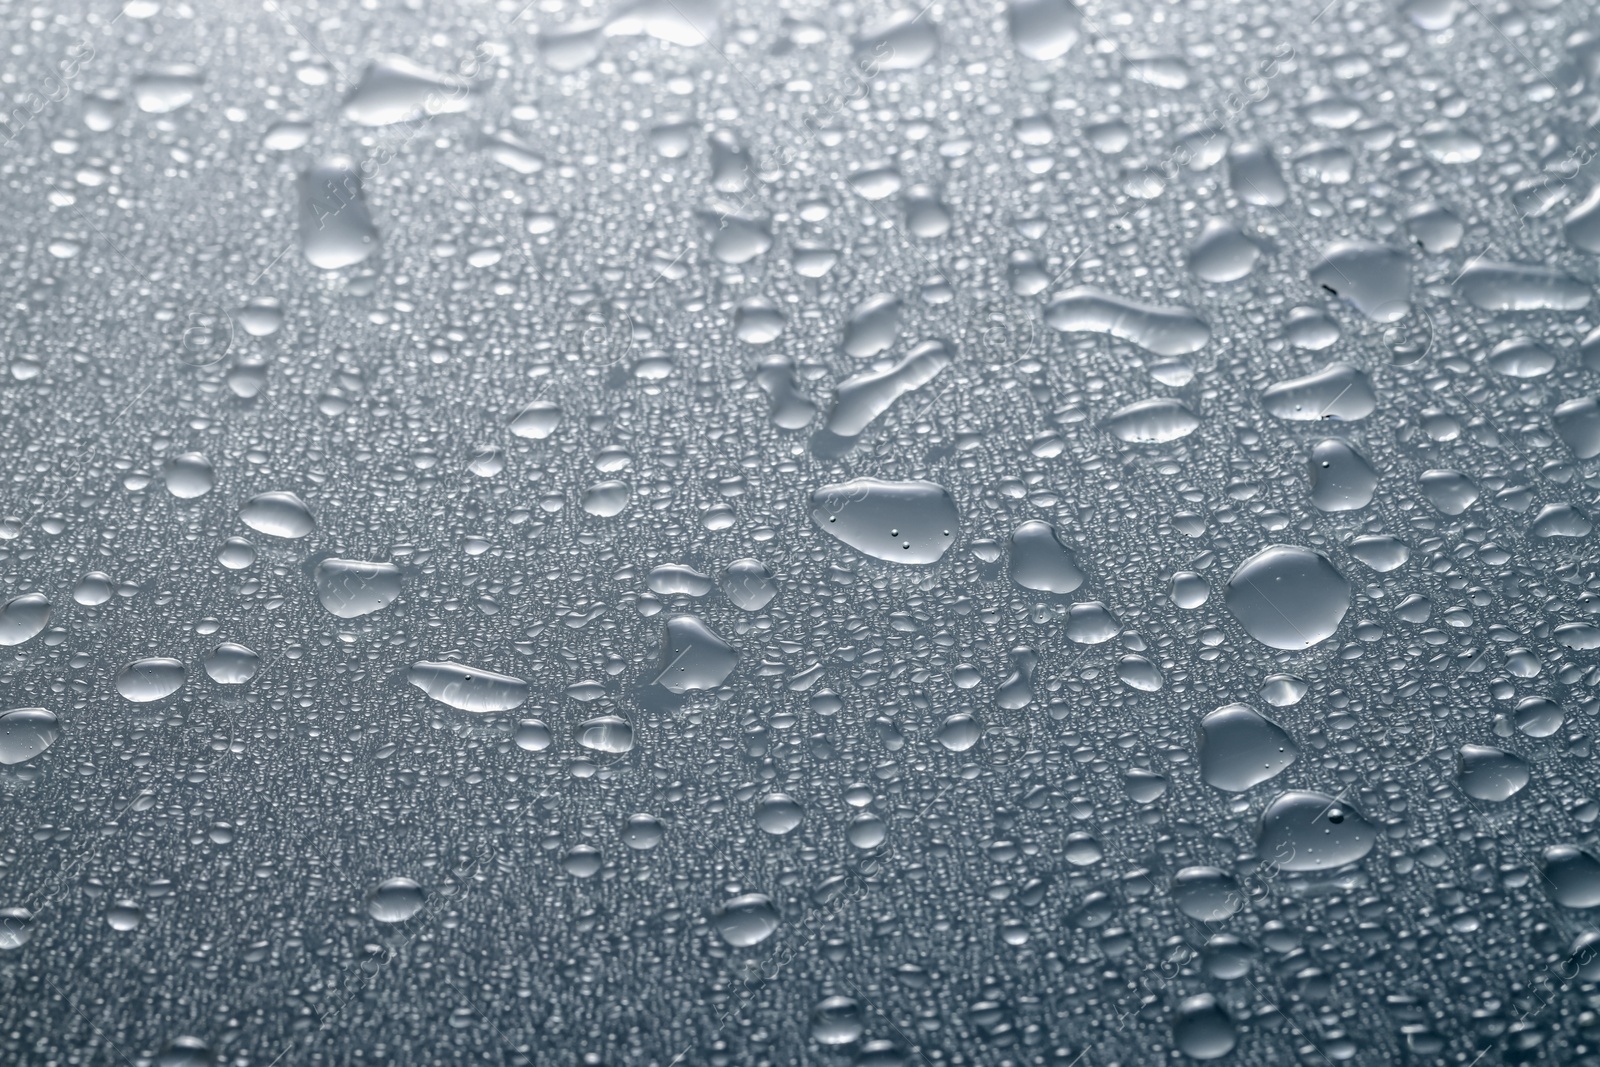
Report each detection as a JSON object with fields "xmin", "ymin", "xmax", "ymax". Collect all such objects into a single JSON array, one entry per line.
[{"xmin": 4, "ymin": 0, "xmax": 1600, "ymax": 1064}]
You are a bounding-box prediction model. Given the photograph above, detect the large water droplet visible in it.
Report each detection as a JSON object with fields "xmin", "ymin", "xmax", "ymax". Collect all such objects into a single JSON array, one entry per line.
[
  {"xmin": 115, "ymin": 657, "xmax": 187, "ymax": 703},
  {"xmin": 655, "ymin": 615, "xmax": 738, "ymax": 693},
  {"xmin": 1198, "ymin": 704, "xmax": 1298, "ymax": 792},
  {"xmin": 1225, "ymin": 545, "xmax": 1350, "ymax": 649},
  {"xmin": 1261, "ymin": 363, "xmax": 1375, "ymax": 422},
  {"xmin": 1007, "ymin": 0, "xmax": 1081, "ymax": 61},
  {"xmin": 203, "ymin": 642, "xmax": 260, "ymax": 685},
  {"xmin": 341, "ymin": 55, "xmax": 473, "ymax": 127},
  {"xmin": 0, "ymin": 708, "xmax": 60, "ymax": 765},
  {"xmin": 854, "ymin": 11, "xmax": 938, "ymax": 70},
  {"xmin": 0, "ymin": 593, "xmax": 51, "ymax": 647},
  {"xmin": 755, "ymin": 793, "xmax": 805, "ymax": 835},
  {"xmin": 163, "ymin": 452, "xmax": 215, "ymax": 499},
  {"xmin": 1172, "ymin": 994, "xmax": 1237, "ymax": 1060},
  {"xmin": 577, "ymin": 715, "xmax": 635, "ymax": 754},
  {"xmin": 407, "ymin": 662, "xmax": 528, "ymax": 713},
  {"xmin": 840, "ymin": 294, "xmax": 902, "ymax": 359},
  {"xmin": 1044, "ymin": 287, "xmax": 1210, "ymax": 355},
  {"xmin": 811, "ymin": 479, "xmax": 960, "ymax": 564},
  {"xmin": 1455, "ymin": 260, "xmax": 1590, "ymax": 311},
  {"xmin": 1307, "ymin": 438, "xmax": 1378, "ymax": 512},
  {"xmin": 366, "ymin": 877, "xmax": 426, "ymax": 922},
  {"xmin": 1102, "ymin": 398, "xmax": 1201, "ymax": 442},
  {"xmin": 711, "ymin": 892, "xmax": 779, "ymax": 946},
  {"xmin": 1553, "ymin": 397, "xmax": 1600, "ymax": 459},
  {"xmin": 1171, "ymin": 866, "xmax": 1242, "ymax": 921},
  {"xmin": 314, "ymin": 558, "xmax": 402, "ymax": 618},
  {"xmin": 1457, "ymin": 744, "xmax": 1530, "ymax": 802},
  {"xmin": 298, "ymin": 156, "xmax": 380, "ymax": 270},
  {"xmin": 1187, "ymin": 218, "xmax": 1262, "ymax": 283},
  {"xmin": 825, "ymin": 340, "xmax": 950, "ymax": 437},
  {"xmin": 1257, "ymin": 791, "xmax": 1376, "ymax": 871},
  {"xmin": 238, "ymin": 491, "xmax": 315, "ymax": 539},
  {"xmin": 132, "ymin": 65, "xmax": 202, "ymax": 113},
  {"xmin": 1009, "ymin": 520, "xmax": 1085, "ymax": 593},
  {"xmin": 1309, "ymin": 241, "xmax": 1410, "ymax": 321},
  {"xmin": 1544, "ymin": 845, "xmax": 1600, "ymax": 908}
]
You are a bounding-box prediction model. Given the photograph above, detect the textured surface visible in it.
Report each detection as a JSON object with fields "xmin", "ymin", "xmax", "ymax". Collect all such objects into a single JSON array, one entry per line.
[{"xmin": 6, "ymin": 0, "xmax": 1600, "ymax": 1064}]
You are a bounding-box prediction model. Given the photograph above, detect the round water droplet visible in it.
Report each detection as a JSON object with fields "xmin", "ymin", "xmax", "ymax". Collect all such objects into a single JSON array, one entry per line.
[
  {"xmin": 238, "ymin": 491, "xmax": 315, "ymax": 539},
  {"xmin": 72, "ymin": 572, "xmax": 115, "ymax": 606},
  {"xmin": 1198, "ymin": 704, "xmax": 1298, "ymax": 792},
  {"xmin": 1544, "ymin": 845, "xmax": 1600, "ymax": 908},
  {"xmin": 576, "ymin": 715, "xmax": 634, "ymax": 754},
  {"xmin": 1173, "ymin": 994, "xmax": 1237, "ymax": 1060},
  {"xmin": 115, "ymin": 657, "xmax": 187, "ymax": 703},
  {"xmin": 811, "ymin": 995, "xmax": 865, "ymax": 1046},
  {"xmin": 204, "ymin": 642, "xmax": 260, "ymax": 685},
  {"xmin": 1457, "ymin": 744, "xmax": 1530, "ymax": 801},
  {"xmin": 106, "ymin": 900, "xmax": 145, "ymax": 931},
  {"xmin": 314, "ymin": 558, "xmax": 402, "ymax": 618},
  {"xmin": 711, "ymin": 892, "xmax": 779, "ymax": 947},
  {"xmin": 754, "ymin": 793, "xmax": 805, "ymax": 835},
  {"xmin": 366, "ymin": 877, "xmax": 425, "ymax": 923},
  {"xmin": 0, "ymin": 907, "xmax": 34, "ymax": 950},
  {"xmin": 513, "ymin": 719, "xmax": 553, "ymax": 752},
  {"xmin": 1257, "ymin": 791, "xmax": 1376, "ymax": 871},
  {"xmin": 622, "ymin": 813, "xmax": 665, "ymax": 850},
  {"xmin": 0, "ymin": 708, "xmax": 60, "ymax": 765},
  {"xmin": 0, "ymin": 593, "xmax": 52, "ymax": 647},
  {"xmin": 1225, "ymin": 545, "xmax": 1350, "ymax": 649},
  {"xmin": 163, "ymin": 452, "xmax": 215, "ymax": 499},
  {"xmin": 1171, "ymin": 866, "xmax": 1242, "ymax": 921}
]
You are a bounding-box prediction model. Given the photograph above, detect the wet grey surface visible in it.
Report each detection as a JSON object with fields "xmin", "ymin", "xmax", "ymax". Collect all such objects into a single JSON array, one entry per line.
[{"xmin": 6, "ymin": 0, "xmax": 1600, "ymax": 1064}]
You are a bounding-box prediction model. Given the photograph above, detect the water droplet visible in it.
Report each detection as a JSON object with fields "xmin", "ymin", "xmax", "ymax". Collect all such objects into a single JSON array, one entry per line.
[
  {"xmin": 1102, "ymin": 398, "xmax": 1201, "ymax": 443},
  {"xmin": 238, "ymin": 491, "xmax": 315, "ymax": 539},
  {"xmin": 1187, "ymin": 218, "xmax": 1262, "ymax": 283},
  {"xmin": 341, "ymin": 55, "xmax": 473, "ymax": 127},
  {"xmin": 754, "ymin": 793, "xmax": 805, "ymax": 835},
  {"xmin": 1257, "ymin": 791, "xmax": 1376, "ymax": 871},
  {"xmin": 163, "ymin": 451, "xmax": 215, "ymax": 499},
  {"xmin": 825, "ymin": 340, "xmax": 950, "ymax": 438},
  {"xmin": 1309, "ymin": 241, "xmax": 1410, "ymax": 321},
  {"xmin": 407, "ymin": 662, "xmax": 527, "ymax": 713},
  {"xmin": 1455, "ymin": 260, "xmax": 1590, "ymax": 311},
  {"xmin": 1307, "ymin": 438, "xmax": 1378, "ymax": 512},
  {"xmin": 854, "ymin": 10, "xmax": 938, "ymax": 70},
  {"xmin": 314, "ymin": 558, "xmax": 402, "ymax": 618},
  {"xmin": 298, "ymin": 156, "xmax": 380, "ymax": 270},
  {"xmin": 0, "ymin": 708, "xmax": 60, "ymax": 765},
  {"xmin": 1226, "ymin": 545, "xmax": 1349, "ymax": 649},
  {"xmin": 576, "ymin": 715, "xmax": 635, "ymax": 754},
  {"xmin": 1261, "ymin": 363, "xmax": 1375, "ymax": 422},
  {"xmin": 1457, "ymin": 744, "xmax": 1530, "ymax": 801},
  {"xmin": 711, "ymin": 892, "xmax": 779, "ymax": 946},
  {"xmin": 810, "ymin": 479, "xmax": 960, "ymax": 564},
  {"xmin": 203, "ymin": 642, "xmax": 260, "ymax": 685},
  {"xmin": 1007, "ymin": 0, "xmax": 1081, "ymax": 61},
  {"xmin": 1009, "ymin": 519, "xmax": 1085, "ymax": 594},
  {"xmin": 841, "ymin": 294, "xmax": 903, "ymax": 359},
  {"xmin": 1044, "ymin": 287, "xmax": 1210, "ymax": 356},
  {"xmin": 1198, "ymin": 704, "xmax": 1299, "ymax": 792},
  {"xmin": 115, "ymin": 657, "xmax": 187, "ymax": 703},
  {"xmin": 366, "ymin": 877, "xmax": 426, "ymax": 922},
  {"xmin": 0, "ymin": 593, "xmax": 51, "ymax": 647},
  {"xmin": 720, "ymin": 558, "xmax": 778, "ymax": 611},
  {"xmin": 132, "ymin": 65, "xmax": 202, "ymax": 113},
  {"xmin": 1173, "ymin": 994, "xmax": 1237, "ymax": 1060},
  {"xmin": 1171, "ymin": 866, "xmax": 1242, "ymax": 921}
]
